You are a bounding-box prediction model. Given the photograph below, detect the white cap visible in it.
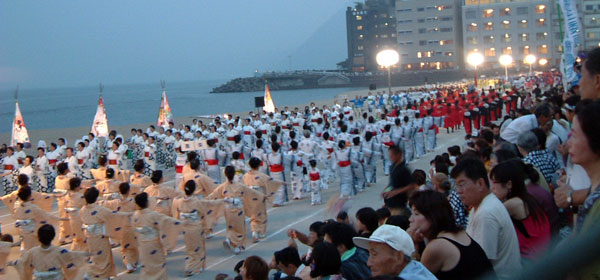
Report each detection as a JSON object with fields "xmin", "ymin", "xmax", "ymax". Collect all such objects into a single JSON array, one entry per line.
[{"xmin": 353, "ymin": 225, "xmax": 415, "ymax": 256}]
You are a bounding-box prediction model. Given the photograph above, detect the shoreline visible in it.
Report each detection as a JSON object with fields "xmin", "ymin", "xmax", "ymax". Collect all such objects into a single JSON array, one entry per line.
[{"xmin": 0, "ymin": 85, "xmax": 411, "ymax": 150}]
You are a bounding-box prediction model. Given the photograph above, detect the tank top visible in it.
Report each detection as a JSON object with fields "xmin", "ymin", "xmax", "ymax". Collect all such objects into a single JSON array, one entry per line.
[{"xmin": 434, "ymin": 236, "xmax": 495, "ymax": 280}]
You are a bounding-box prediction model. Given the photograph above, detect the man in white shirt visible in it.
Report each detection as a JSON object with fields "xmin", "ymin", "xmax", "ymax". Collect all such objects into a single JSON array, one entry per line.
[
  {"xmin": 500, "ymin": 103, "xmax": 567, "ymax": 145},
  {"xmin": 450, "ymin": 158, "xmax": 521, "ymax": 279},
  {"xmin": 272, "ymin": 246, "xmax": 306, "ymax": 279}
]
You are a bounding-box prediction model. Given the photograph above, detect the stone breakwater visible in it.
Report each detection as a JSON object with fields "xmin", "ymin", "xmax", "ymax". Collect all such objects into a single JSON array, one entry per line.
[{"xmin": 211, "ymin": 70, "xmax": 469, "ymax": 93}]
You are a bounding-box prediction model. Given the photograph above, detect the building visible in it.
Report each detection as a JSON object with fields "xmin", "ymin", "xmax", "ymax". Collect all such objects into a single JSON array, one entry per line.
[
  {"xmin": 581, "ymin": 0, "xmax": 600, "ymax": 49},
  {"xmin": 342, "ymin": 0, "xmax": 397, "ymax": 73},
  {"xmin": 462, "ymin": 0, "xmax": 561, "ymax": 71},
  {"xmin": 395, "ymin": 0, "xmax": 465, "ymax": 71}
]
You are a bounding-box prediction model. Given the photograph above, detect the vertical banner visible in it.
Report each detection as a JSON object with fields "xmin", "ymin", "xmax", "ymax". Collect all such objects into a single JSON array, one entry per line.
[
  {"xmin": 263, "ymin": 84, "xmax": 275, "ymax": 113},
  {"xmin": 11, "ymin": 101, "xmax": 30, "ymax": 147},
  {"xmin": 91, "ymin": 96, "xmax": 109, "ymax": 137},
  {"xmin": 558, "ymin": 0, "xmax": 582, "ymax": 87},
  {"xmin": 157, "ymin": 90, "xmax": 174, "ymax": 127}
]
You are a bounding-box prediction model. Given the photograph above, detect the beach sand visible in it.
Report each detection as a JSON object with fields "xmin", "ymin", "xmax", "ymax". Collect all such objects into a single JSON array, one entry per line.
[{"xmin": 0, "ymin": 86, "xmax": 407, "ymax": 151}]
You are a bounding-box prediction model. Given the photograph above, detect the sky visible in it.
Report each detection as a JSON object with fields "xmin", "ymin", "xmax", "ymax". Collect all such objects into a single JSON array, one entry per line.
[{"xmin": 0, "ymin": 1, "xmax": 352, "ymax": 90}]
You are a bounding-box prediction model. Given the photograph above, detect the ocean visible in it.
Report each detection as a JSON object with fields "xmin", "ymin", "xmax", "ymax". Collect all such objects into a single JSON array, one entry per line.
[{"xmin": 0, "ymin": 80, "xmax": 353, "ymax": 133}]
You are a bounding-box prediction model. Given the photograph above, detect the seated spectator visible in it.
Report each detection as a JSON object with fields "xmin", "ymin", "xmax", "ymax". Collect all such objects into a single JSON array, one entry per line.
[
  {"xmin": 408, "ymin": 190, "xmax": 494, "ymax": 279},
  {"xmin": 376, "ymin": 208, "xmax": 391, "ymax": 226},
  {"xmin": 385, "ymin": 215, "xmax": 410, "ymax": 230},
  {"xmin": 355, "ymin": 207, "xmax": 379, "ymax": 238},
  {"xmin": 273, "ymin": 246, "xmax": 307, "ymax": 279},
  {"xmin": 517, "ymin": 130, "xmax": 560, "ymax": 186},
  {"xmin": 432, "ymin": 173, "xmax": 450, "ymax": 196},
  {"xmin": 287, "ymin": 221, "xmax": 324, "ymax": 265},
  {"xmin": 412, "ymin": 169, "xmax": 428, "ymax": 191},
  {"xmin": 322, "ymin": 222, "xmax": 371, "ymax": 280},
  {"xmin": 240, "ymin": 256, "xmax": 269, "ymax": 280},
  {"xmin": 310, "ymin": 242, "xmax": 344, "ymax": 280},
  {"xmin": 353, "ymin": 225, "xmax": 436, "ymax": 279},
  {"xmin": 447, "ymin": 146, "xmax": 461, "ymax": 166},
  {"xmin": 490, "ymin": 159, "xmax": 551, "ymax": 261},
  {"xmin": 336, "ymin": 211, "xmax": 350, "ymax": 225},
  {"xmin": 451, "ymin": 157, "xmax": 521, "ymax": 279}
]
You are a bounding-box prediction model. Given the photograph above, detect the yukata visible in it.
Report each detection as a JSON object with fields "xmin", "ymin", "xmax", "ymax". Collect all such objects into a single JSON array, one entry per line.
[
  {"xmin": 362, "ymin": 138, "xmax": 379, "ymax": 184},
  {"xmin": 55, "ymin": 175, "xmax": 76, "ymax": 243},
  {"xmin": 96, "ymin": 178, "xmax": 122, "ymax": 200},
  {"xmin": 350, "ymin": 145, "xmax": 366, "ymax": 192},
  {"xmin": 266, "ymin": 152, "xmax": 288, "ymax": 205},
  {"xmin": 1, "ymin": 188, "xmax": 53, "ymax": 214},
  {"xmin": 200, "ymin": 147, "xmax": 223, "ymax": 184},
  {"xmin": 284, "ymin": 150, "xmax": 305, "ymax": 200},
  {"xmin": 63, "ymin": 189, "xmax": 88, "ymax": 252},
  {"xmin": 11, "ymin": 245, "xmax": 89, "ymax": 280},
  {"xmin": 379, "ymin": 131, "xmax": 394, "ymax": 175},
  {"xmin": 319, "ymin": 140, "xmax": 337, "ymax": 184},
  {"xmin": 143, "ymin": 143, "xmax": 157, "ymax": 176},
  {"xmin": 80, "ymin": 203, "xmax": 128, "ymax": 279},
  {"xmin": 13, "ymin": 200, "xmax": 61, "ymax": 250},
  {"xmin": 101, "ymin": 195, "xmax": 140, "ymax": 270},
  {"xmin": 34, "ymin": 155, "xmax": 53, "ymax": 193},
  {"xmin": 413, "ymin": 118, "xmax": 426, "ymax": 158},
  {"xmin": 242, "ymin": 170, "xmax": 285, "ymax": 205},
  {"xmin": 230, "ymin": 159, "xmax": 249, "ymax": 183},
  {"xmin": 250, "ymin": 148, "xmax": 269, "ymax": 174},
  {"xmin": 144, "ymin": 183, "xmax": 182, "ymax": 216},
  {"xmin": 172, "ymin": 196, "xmax": 211, "ymax": 274},
  {"xmin": 133, "ymin": 208, "xmax": 182, "ymax": 280},
  {"xmin": 208, "ymin": 181, "xmax": 266, "ymax": 248},
  {"xmin": 308, "ymin": 167, "xmax": 323, "ymax": 205},
  {"xmin": 401, "ymin": 123, "xmax": 415, "ymax": 162},
  {"xmin": 334, "ymin": 148, "xmax": 355, "ymax": 197},
  {"xmin": 424, "ymin": 116, "xmax": 437, "ymax": 152},
  {"xmin": 1, "ymin": 155, "xmax": 18, "ymax": 195},
  {"xmin": 130, "ymin": 172, "xmax": 153, "ymax": 189},
  {"xmin": 75, "ymin": 149, "xmax": 91, "ymax": 179}
]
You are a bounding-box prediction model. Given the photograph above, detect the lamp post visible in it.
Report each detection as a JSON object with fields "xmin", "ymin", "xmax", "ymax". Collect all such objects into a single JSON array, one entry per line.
[
  {"xmin": 525, "ymin": 54, "xmax": 537, "ymax": 76},
  {"xmin": 498, "ymin": 54, "xmax": 513, "ymax": 81},
  {"xmin": 467, "ymin": 52, "xmax": 484, "ymax": 87},
  {"xmin": 376, "ymin": 49, "xmax": 400, "ymax": 95}
]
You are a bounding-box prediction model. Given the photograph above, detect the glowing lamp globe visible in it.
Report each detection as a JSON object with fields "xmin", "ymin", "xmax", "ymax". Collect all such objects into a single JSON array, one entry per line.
[
  {"xmin": 539, "ymin": 58, "xmax": 548, "ymax": 66},
  {"xmin": 376, "ymin": 49, "xmax": 400, "ymax": 67},
  {"xmin": 499, "ymin": 54, "xmax": 513, "ymax": 66},
  {"xmin": 525, "ymin": 54, "xmax": 537, "ymax": 65},
  {"xmin": 467, "ymin": 52, "xmax": 484, "ymax": 68}
]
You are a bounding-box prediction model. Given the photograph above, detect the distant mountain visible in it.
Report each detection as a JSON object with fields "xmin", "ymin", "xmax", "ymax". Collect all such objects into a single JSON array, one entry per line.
[{"xmin": 274, "ymin": 8, "xmax": 348, "ymax": 71}]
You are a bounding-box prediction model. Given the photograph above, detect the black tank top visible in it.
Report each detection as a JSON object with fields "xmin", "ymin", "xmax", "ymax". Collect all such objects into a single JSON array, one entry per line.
[{"xmin": 434, "ymin": 236, "xmax": 496, "ymax": 280}]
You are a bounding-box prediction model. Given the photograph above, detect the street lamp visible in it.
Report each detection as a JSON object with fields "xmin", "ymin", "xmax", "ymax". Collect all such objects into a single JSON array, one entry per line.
[
  {"xmin": 376, "ymin": 49, "xmax": 400, "ymax": 95},
  {"xmin": 524, "ymin": 54, "xmax": 537, "ymax": 76},
  {"xmin": 498, "ymin": 54, "xmax": 513, "ymax": 81},
  {"xmin": 467, "ymin": 52, "xmax": 484, "ymax": 87},
  {"xmin": 538, "ymin": 58, "xmax": 548, "ymax": 67}
]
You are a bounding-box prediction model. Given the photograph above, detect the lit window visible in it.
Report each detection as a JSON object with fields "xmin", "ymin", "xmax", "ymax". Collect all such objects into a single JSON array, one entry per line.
[
  {"xmin": 502, "ymin": 20, "xmax": 510, "ymax": 29},
  {"xmin": 536, "ymin": 5, "xmax": 546, "ymax": 14},
  {"xmin": 504, "ymin": 33, "xmax": 512, "ymax": 43},
  {"xmin": 536, "ymin": 32, "xmax": 547, "ymax": 40},
  {"xmin": 483, "ymin": 9, "xmax": 494, "ymax": 17},
  {"xmin": 501, "ymin": 7, "xmax": 511, "ymax": 16},
  {"xmin": 484, "ymin": 35, "xmax": 494, "ymax": 43},
  {"xmin": 468, "ymin": 23, "xmax": 478, "ymax": 32},
  {"xmin": 485, "ymin": 47, "xmax": 496, "ymax": 57},
  {"xmin": 537, "ymin": 18, "xmax": 546, "ymax": 27},
  {"xmin": 520, "ymin": 33, "xmax": 529, "ymax": 41},
  {"xmin": 356, "ymin": 15, "xmax": 363, "ymax": 20},
  {"xmin": 504, "ymin": 46, "xmax": 512, "ymax": 55},
  {"xmin": 522, "ymin": 45, "xmax": 530, "ymax": 55},
  {"xmin": 357, "ymin": 25, "xmax": 363, "ymax": 30},
  {"xmin": 520, "ymin": 19, "xmax": 528, "ymax": 28},
  {"xmin": 417, "ymin": 52, "xmax": 422, "ymax": 58},
  {"xmin": 538, "ymin": 45, "xmax": 548, "ymax": 54},
  {"xmin": 357, "ymin": 45, "xmax": 364, "ymax": 50},
  {"xmin": 485, "ymin": 22, "xmax": 493, "ymax": 31}
]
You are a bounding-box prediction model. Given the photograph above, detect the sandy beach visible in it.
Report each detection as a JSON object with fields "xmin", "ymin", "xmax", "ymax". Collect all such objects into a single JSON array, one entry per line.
[{"xmin": 0, "ymin": 86, "xmax": 407, "ymax": 151}]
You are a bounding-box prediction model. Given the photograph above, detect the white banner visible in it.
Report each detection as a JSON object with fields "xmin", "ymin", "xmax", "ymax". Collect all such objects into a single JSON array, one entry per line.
[{"xmin": 11, "ymin": 102, "xmax": 30, "ymax": 147}]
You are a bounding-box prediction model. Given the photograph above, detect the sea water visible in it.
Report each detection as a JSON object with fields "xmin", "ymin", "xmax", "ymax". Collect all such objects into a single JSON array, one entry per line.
[{"xmin": 0, "ymin": 80, "xmax": 353, "ymax": 133}]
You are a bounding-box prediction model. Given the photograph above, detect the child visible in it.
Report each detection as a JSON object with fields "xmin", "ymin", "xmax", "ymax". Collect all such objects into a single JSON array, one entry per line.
[
  {"xmin": 0, "ymin": 233, "xmax": 20, "ymax": 275},
  {"xmin": 308, "ymin": 160, "xmax": 323, "ymax": 205},
  {"xmin": 230, "ymin": 152, "xmax": 248, "ymax": 183}
]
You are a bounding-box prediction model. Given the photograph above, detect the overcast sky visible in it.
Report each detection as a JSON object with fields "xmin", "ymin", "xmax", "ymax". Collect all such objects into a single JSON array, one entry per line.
[{"xmin": 0, "ymin": 1, "xmax": 352, "ymax": 89}]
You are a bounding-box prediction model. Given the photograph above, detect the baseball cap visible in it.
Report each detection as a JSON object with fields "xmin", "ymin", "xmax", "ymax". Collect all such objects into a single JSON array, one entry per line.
[{"xmin": 353, "ymin": 225, "xmax": 415, "ymax": 256}]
